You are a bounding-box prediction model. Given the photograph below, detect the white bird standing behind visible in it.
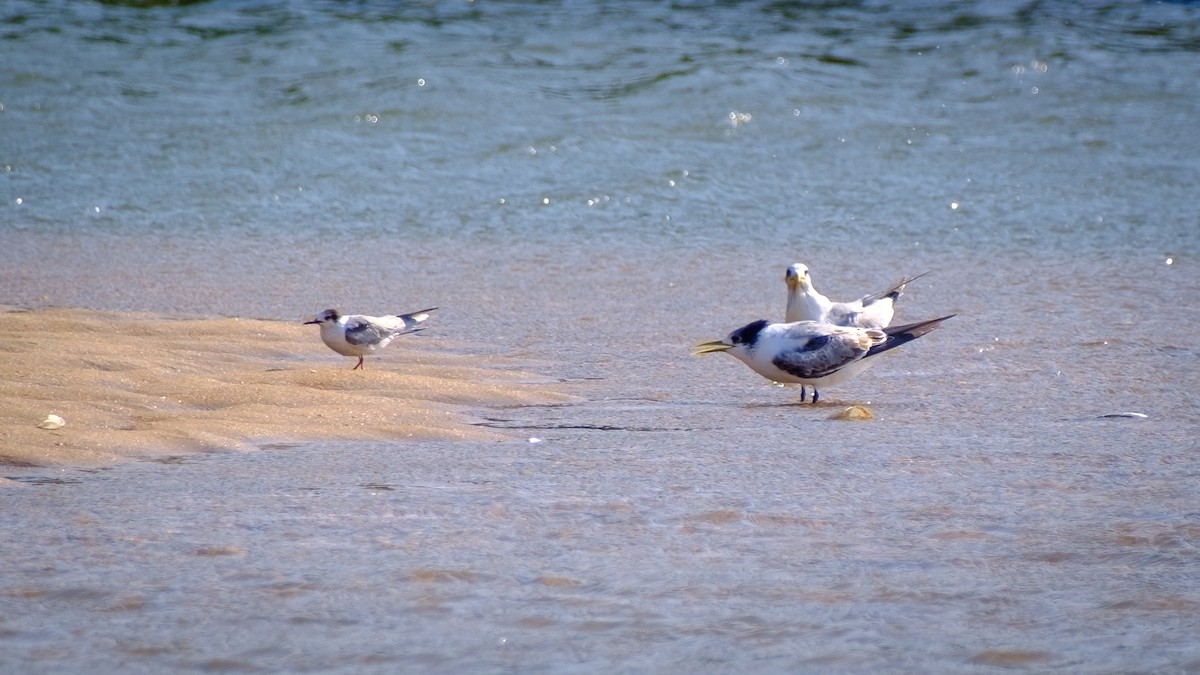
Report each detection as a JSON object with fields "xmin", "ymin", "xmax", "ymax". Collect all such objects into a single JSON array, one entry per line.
[
  {"xmin": 304, "ymin": 307, "xmax": 436, "ymax": 370},
  {"xmin": 784, "ymin": 263, "xmax": 927, "ymax": 328},
  {"xmin": 694, "ymin": 315, "xmax": 954, "ymax": 403}
]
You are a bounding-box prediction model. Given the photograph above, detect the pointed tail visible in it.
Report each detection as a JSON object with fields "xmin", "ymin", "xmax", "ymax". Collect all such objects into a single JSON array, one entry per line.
[
  {"xmin": 391, "ymin": 307, "xmax": 437, "ymax": 334},
  {"xmin": 399, "ymin": 307, "xmax": 438, "ymax": 323},
  {"xmin": 860, "ymin": 271, "xmax": 931, "ymax": 307}
]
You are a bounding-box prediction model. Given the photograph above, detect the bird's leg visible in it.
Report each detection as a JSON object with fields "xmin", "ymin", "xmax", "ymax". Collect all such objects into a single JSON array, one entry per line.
[
  {"xmin": 812, "ymin": 388, "xmax": 820, "ymax": 404},
  {"xmin": 352, "ymin": 356, "xmax": 364, "ymax": 370},
  {"xmin": 799, "ymin": 386, "xmax": 808, "ymax": 403}
]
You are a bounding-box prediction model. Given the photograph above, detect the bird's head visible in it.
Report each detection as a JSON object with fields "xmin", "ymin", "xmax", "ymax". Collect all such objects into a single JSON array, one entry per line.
[
  {"xmin": 692, "ymin": 319, "xmax": 770, "ymax": 357},
  {"xmin": 785, "ymin": 263, "xmax": 812, "ymax": 291},
  {"xmin": 304, "ymin": 309, "xmax": 341, "ymax": 325}
]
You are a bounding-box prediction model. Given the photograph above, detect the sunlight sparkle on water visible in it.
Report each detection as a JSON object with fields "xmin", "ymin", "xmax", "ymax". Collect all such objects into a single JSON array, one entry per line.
[{"xmin": 727, "ymin": 111, "xmax": 752, "ymax": 128}]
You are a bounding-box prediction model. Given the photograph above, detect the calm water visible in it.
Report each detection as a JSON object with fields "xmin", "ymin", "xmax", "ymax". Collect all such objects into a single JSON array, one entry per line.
[{"xmin": 3, "ymin": 0, "xmax": 1200, "ymax": 672}]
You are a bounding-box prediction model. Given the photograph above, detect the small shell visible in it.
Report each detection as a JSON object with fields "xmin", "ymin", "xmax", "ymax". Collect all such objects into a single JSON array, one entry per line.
[
  {"xmin": 828, "ymin": 405, "xmax": 874, "ymax": 421},
  {"xmin": 38, "ymin": 414, "xmax": 66, "ymax": 430}
]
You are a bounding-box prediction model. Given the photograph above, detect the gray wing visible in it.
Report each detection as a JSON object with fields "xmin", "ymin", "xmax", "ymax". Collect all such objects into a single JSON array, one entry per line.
[
  {"xmin": 343, "ymin": 317, "xmax": 397, "ymax": 347},
  {"xmin": 822, "ymin": 279, "xmax": 904, "ymax": 327},
  {"xmin": 825, "ymin": 303, "xmax": 868, "ymax": 327},
  {"xmin": 771, "ymin": 328, "xmax": 872, "ymax": 379}
]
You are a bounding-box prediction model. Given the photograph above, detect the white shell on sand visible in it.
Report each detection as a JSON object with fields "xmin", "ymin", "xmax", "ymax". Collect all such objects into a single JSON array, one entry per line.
[{"xmin": 38, "ymin": 414, "xmax": 66, "ymax": 430}]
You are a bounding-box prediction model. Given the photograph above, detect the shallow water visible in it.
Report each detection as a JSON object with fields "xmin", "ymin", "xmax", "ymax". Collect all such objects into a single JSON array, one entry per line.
[
  {"xmin": 4, "ymin": 413, "xmax": 1199, "ymax": 672},
  {"xmin": 3, "ymin": 0, "xmax": 1200, "ymax": 671}
]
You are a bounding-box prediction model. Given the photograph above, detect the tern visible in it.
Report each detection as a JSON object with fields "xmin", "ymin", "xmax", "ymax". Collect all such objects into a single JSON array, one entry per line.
[
  {"xmin": 785, "ymin": 263, "xmax": 928, "ymax": 328},
  {"xmin": 304, "ymin": 307, "xmax": 436, "ymax": 370},
  {"xmin": 694, "ymin": 315, "xmax": 954, "ymax": 403}
]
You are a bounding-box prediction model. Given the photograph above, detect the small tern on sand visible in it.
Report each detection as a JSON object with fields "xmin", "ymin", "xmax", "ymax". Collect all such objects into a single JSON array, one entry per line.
[
  {"xmin": 305, "ymin": 308, "xmax": 436, "ymax": 370},
  {"xmin": 694, "ymin": 315, "xmax": 954, "ymax": 403},
  {"xmin": 784, "ymin": 263, "xmax": 928, "ymax": 328}
]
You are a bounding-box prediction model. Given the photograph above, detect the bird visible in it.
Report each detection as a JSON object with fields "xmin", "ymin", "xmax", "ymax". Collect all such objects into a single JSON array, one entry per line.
[
  {"xmin": 784, "ymin": 263, "xmax": 928, "ymax": 328},
  {"xmin": 693, "ymin": 314, "xmax": 954, "ymax": 403},
  {"xmin": 304, "ymin": 307, "xmax": 436, "ymax": 370}
]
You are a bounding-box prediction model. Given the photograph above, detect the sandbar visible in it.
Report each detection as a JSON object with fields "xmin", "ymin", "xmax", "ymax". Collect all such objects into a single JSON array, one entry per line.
[{"xmin": 0, "ymin": 308, "xmax": 570, "ymax": 467}]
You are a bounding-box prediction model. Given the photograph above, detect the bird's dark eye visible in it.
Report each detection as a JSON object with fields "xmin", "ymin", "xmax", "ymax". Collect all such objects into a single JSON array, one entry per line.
[{"xmin": 730, "ymin": 334, "xmax": 740, "ymax": 344}]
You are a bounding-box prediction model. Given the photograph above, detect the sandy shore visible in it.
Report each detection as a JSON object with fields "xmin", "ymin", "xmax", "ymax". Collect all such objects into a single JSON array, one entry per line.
[{"xmin": 0, "ymin": 308, "xmax": 570, "ymax": 467}]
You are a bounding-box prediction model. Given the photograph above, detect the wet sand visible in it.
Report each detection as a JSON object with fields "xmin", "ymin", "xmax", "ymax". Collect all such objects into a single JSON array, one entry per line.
[{"xmin": 0, "ymin": 308, "xmax": 570, "ymax": 467}]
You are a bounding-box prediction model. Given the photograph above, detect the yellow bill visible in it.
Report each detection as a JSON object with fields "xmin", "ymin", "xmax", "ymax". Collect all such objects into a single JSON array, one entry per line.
[{"xmin": 692, "ymin": 339, "xmax": 732, "ymax": 355}]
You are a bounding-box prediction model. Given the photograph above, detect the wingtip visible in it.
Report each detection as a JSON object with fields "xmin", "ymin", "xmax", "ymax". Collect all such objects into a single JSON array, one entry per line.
[
  {"xmin": 400, "ymin": 307, "xmax": 438, "ymax": 322},
  {"xmin": 885, "ymin": 313, "xmax": 956, "ymax": 337},
  {"xmin": 887, "ymin": 270, "xmax": 932, "ymax": 297}
]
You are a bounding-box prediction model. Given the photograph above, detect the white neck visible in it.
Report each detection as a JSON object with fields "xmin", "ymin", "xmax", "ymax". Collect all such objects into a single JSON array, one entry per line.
[{"xmin": 785, "ymin": 285, "xmax": 832, "ymax": 323}]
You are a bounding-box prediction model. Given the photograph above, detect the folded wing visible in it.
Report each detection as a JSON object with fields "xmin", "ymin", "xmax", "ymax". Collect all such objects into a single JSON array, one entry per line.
[
  {"xmin": 343, "ymin": 317, "xmax": 398, "ymax": 347},
  {"xmin": 770, "ymin": 325, "xmax": 884, "ymax": 379},
  {"xmin": 344, "ymin": 308, "xmax": 436, "ymax": 347}
]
